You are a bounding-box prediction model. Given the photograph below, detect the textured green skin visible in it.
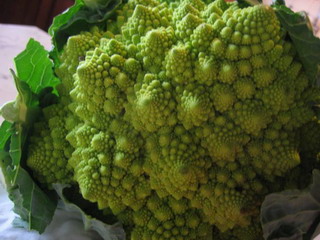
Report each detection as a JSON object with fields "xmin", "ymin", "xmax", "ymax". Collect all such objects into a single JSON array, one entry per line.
[{"xmin": 26, "ymin": 0, "xmax": 320, "ymax": 239}]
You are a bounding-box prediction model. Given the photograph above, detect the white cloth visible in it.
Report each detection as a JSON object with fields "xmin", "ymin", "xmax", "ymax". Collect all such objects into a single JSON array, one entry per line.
[{"xmin": 0, "ymin": 184, "xmax": 102, "ymax": 240}]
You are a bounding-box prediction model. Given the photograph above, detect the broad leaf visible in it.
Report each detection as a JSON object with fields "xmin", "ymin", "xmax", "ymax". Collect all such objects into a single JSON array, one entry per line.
[
  {"xmin": 49, "ymin": 0, "xmax": 122, "ymax": 53},
  {"xmin": 5, "ymin": 163, "xmax": 57, "ymax": 233},
  {"xmin": 10, "ymin": 167, "xmax": 57, "ymax": 232},
  {"xmin": 0, "ymin": 39, "xmax": 60, "ymax": 233},
  {"xmin": 14, "ymin": 39, "xmax": 60, "ymax": 94},
  {"xmin": 48, "ymin": 0, "xmax": 84, "ymax": 38}
]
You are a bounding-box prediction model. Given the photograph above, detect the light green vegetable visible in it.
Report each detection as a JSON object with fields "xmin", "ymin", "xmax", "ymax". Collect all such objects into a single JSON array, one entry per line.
[{"xmin": 1, "ymin": 0, "xmax": 320, "ymax": 239}]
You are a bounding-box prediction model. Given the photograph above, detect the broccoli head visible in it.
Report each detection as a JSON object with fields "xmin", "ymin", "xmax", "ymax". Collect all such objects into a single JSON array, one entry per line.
[{"xmin": 26, "ymin": 0, "xmax": 320, "ymax": 239}]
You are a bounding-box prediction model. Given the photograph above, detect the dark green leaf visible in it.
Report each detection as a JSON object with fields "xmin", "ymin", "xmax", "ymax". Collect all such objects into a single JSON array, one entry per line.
[
  {"xmin": 5, "ymin": 165, "xmax": 57, "ymax": 233},
  {"xmin": 48, "ymin": 0, "xmax": 84, "ymax": 38},
  {"xmin": 10, "ymin": 167, "xmax": 57, "ymax": 232},
  {"xmin": 272, "ymin": 4, "xmax": 320, "ymax": 85},
  {"xmin": 53, "ymin": 184, "xmax": 126, "ymax": 240},
  {"xmin": 237, "ymin": 0, "xmax": 262, "ymax": 7},
  {"xmin": 273, "ymin": 0, "xmax": 285, "ymax": 5},
  {"xmin": 14, "ymin": 39, "xmax": 60, "ymax": 94},
  {"xmin": 49, "ymin": 0, "xmax": 122, "ymax": 52},
  {"xmin": 261, "ymin": 170, "xmax": 320, "ymax": 240},
  {"xmin": 38, "ymin": 87, "xmax": 59, "ymax": 108}
]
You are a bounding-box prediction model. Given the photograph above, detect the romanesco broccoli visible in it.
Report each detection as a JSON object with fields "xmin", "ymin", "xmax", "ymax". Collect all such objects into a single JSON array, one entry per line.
[{"xmin": 25, "ymin": 0, "xmax": 320, "ymax": 239}]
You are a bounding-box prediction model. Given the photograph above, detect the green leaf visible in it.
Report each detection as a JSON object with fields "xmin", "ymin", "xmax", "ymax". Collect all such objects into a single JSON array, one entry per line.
[
  {"xmin": 273, "ymin": 0, "xmax": 285, "ymax": 5},
  {"xmin": 261, "ymin": 170, "xmax": 320, "ymax": 240},
  {"xmin": 272, "ymin": 4, "xmax": 320, "ymax": 85},
  {"xmin": 0, "ymin": 55, "xmax": 59, "ymax": 233},
  {"xmin": 49, "ymin": 0, "xmax": 122, "ymax": 53},
  {"xmin": 53, "ymin": 184, "xmax": 126, "ymax": 240},
  {"xmin": 1, "ymin": 39, "xmax": 59, "ymax": 124},
  {"xmin": 1, "ymin": 139, "xmax": 57, "ymax": 234},
  {"xmin": 0, "ymin": 70, "xmax": 40, "ymax": 126},
  {"xmin": 0, "ymin": 121, "xmax": 14, "ymax": 186},
  {"xmin": 10, "ymin": 167, "xmax": 57, "ymax": 232},
  {"xmin": 237, "ymin": 0, "xmax": 262, "ymax": 7},
  {"xmin": 9, "ymin": 128, "xmax": 23, "ymax": 166},
  {"xmin": 0, "ymin": 117, "xmax": 57, "ymax": 234},
  {"xmin": 0, "ymin": 121, "xmax": 12, "ymax": 149},
  {"xmin": 48, "ymin": 0, "xmax": 84, "ymax": 38},
  {"xmin": 14, "ymin": 39, "xmax": 60, "ymax": 94}
]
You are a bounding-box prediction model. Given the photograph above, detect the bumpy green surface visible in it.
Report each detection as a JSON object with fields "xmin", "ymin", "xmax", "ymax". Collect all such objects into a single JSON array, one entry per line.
[
  {"xmin": 27, "ymin": 97, "xmax": 76, "ymax": 185},
  {"xmin": 26, "ymin": 0, "xmax": 320, "ymax": 239}
]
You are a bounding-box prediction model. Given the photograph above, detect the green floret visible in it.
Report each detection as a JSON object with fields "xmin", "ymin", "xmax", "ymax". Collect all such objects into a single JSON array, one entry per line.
[
  {"xmin": 229, "ymin": 100, "xmax": 272, "ymax": 136},
  {"xmin": 214, "ymin": 218, "xmax": 262, "ymax": 240},
  {"xmin": 122, "ymin": 4, "xmax": 170, "ymax": 44},
  {"xmin": 138, "ymin": 26, "xmax": 175, "ymax": 73},
  {"xmin": 177, "ymin": 84, "xmax": 213, "ymax": 129},
  {"xmin": 211, "ymin": 83, "xmax": 236, "ymax": 112},
  {"xmin": 127, "ymin": 194, "xmax": 211, "ymax": 240},
  {"xmin": 55, "ymin": 27, "xmax": 104, "ymax": 95},
  {"xmin": 247, "ymin": 126, "xmax": 301, "ymax": 176},
  {"xmin": 172, "ymin": 1, "xmax": 201, "ymax": 23},
  {"xmin": 256, "ymin": 77, "xmax": 295, "ymax": 113},
  {"xmin": 146, "ymin": 126, "xmax": 211, "ymax": 200},
  {"xmin": 218, "ymin": 61, "xmax": 237, "ymax": 84},
  {"xmin": 68, "ymin": 120, "xmax": 147, "ymax": 211},
  {"xmin": 27, "ymin": 103, "xmax": 74, "ymax": 186},
  {"xmin": 194, "ymin": 53, "xmax": 218, "ymax": 85},
  {"xmin": 202, "ymin": 0, "xmax": 226, "ymax": 19},
  {"xmin": 201, "ymin": 116, "xmax": 249, "ymax": 162},
  {"xmin": 190, "ymin": 23, "xmax": 215, "ymax": 53},
  {"xmin": 176, "ymin": 13, "xmax": 204, "ymax": 41},
  {"xmin": 165, "ymin": 45, "xmax": 194, "ymax": 84},
  {"xmin": 233, "ymin": 77, "xmax": 255, "ymax": 99},
  {"xmin": 101, "ymin": 38, "xmax": 127, "ymax": 57},
  {"xmin": 128, "ymin": 74, "xmax": 177, "ymax": 132}
]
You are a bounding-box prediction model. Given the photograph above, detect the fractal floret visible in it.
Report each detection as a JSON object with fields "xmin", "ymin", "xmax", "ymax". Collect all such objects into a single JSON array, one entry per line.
[{"xmin": 25, "ymin": 0, "xmax": 320, "ymax": 239}]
